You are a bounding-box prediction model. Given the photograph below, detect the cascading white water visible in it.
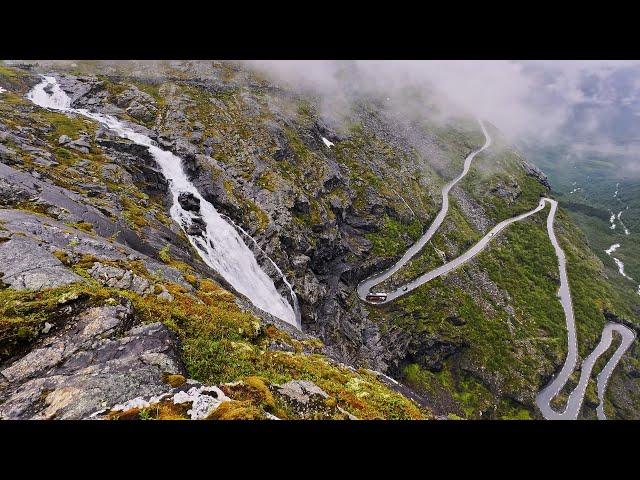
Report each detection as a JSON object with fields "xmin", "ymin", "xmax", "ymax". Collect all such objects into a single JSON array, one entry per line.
[
  {"xmin": 27, "ymin": 77, "xmax": 71, "ymax": 109},
  {"xmin": 27, "ymin": 76, "xmax": 298, "ymax": 327}
]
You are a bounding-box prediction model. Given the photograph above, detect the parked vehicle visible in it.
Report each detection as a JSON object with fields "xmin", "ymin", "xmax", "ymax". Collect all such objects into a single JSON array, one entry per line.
[{"xmin": 365, "ymin": 293, "xmax": 387, "ymax": 303}]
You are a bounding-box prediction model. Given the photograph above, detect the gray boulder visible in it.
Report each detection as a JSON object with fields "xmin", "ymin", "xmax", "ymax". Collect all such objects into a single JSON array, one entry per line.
[
  {"xmin": 178, "ymin": 191, "xmax": 201, "ymax": 212},
  {"xmin": 113, "ymin": 86, "xmax": 158, "ymax": 123},
  {"xmin": 87, "ymin": 262, "xmax": 154, "ymax": 295},
  {"xmin": 0, "ymin": 235, "xmax": 83, "ymax": 290},
  {"xmin": 0, "ymin": 301, "xmax": 185, "ymax": 420},
  {"xmin": 66, "ymin": 136, "xmax": 91, "ymax": 154},
  {"xmin": 276, "ymin": 380, "xmax": 329, "ymax": 405}
]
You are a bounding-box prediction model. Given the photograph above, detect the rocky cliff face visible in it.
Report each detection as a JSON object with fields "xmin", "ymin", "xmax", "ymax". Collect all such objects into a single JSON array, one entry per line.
[{"xmin": 1, "ymin": 60, "xmax": 639, "ymax": 420}]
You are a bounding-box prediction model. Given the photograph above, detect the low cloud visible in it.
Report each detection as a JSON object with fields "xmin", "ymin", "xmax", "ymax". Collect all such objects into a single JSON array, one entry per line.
[{"xmin": 244, "ymin": 60, "xmax": 640, "ymax": 149}]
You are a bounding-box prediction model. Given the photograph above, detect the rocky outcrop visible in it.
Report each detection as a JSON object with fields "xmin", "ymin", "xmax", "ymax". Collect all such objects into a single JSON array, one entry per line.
[
  {"xmin": 0, "ymin": 300, "xmax": 185, "ymax": 420},
  {"xmin": 522, "ymin": 160, "xmax": 551, "ymax": 190},
  {"xmin": 113, "ymin": 86, "xmax": 158, "ymax": 124},
  {"xmin": 87, "ymin": 262, "xmax": 154, "ymax": 295},
  {"xmin": 0, "ymin": 235, "xmax": 83, "ymax": 290},
  {"xmin": 101, "ymin": 383, "xmax": 233, "ymax": 420},
  {"xmin": 0, "ymin": 209, "xmax": 190, "ymax": 291},
  {"xmin": 274, "ymin": 379, "xmax": 356, "ymax": 419},
  {"xmin": 57, "ymin": 75, "xmax": 110, "ymax": 110}
]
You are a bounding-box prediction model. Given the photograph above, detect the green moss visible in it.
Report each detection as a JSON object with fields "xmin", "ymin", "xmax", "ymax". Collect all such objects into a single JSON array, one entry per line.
[
  {"xmin": 256, "ymin": 170, "xmax": 279, "ymax": 192},
  {"xmin": 36, "ymin": 109, "xmax": 97, "ymax": 141},
  {"xmin": 0, "ymin": 66, "xmax": 22, "ymax": 78},
  {"xmin": 120, "ymin": 195, "xmax": 148, "ymax": 231},
  {"xmin": 284, "ymin": 127, "xmax": 311, "ymax": 162},
  {"xmin": 366, "ymin": 215, "xmax": 424, "ymax": 258},
  {"xmin": 163, "ymin": 373, "xmax": 187, "ymax": 388},
  {"xmin": 207, "ymin": 400, "xmax": 265, "ymax": 420},
  {"xmin": 297, "ymin": 100, "xmax": 313, "ymax": 119},
  {"xmin": 246, "ymin": 199, "xmax": 270, "ymax": 232},
  {"xmin": 158, "ymin": 245, "xmax": 171, "ymax": 263},
  {"xmin": 71, "ymin": 221, "xmax": 94, "ymax": 233}
]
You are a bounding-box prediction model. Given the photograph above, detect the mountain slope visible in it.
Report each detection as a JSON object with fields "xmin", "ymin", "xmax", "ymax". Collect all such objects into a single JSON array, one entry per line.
[{"xmin": 1, "ymin": 60, "xmax": 639, "ymax": 419}]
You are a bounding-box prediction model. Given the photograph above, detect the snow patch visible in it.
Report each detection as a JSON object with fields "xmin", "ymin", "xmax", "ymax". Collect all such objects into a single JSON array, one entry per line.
[{"xmin": 321, "ymin": 136, "xmax": 334, "ymax": 148}]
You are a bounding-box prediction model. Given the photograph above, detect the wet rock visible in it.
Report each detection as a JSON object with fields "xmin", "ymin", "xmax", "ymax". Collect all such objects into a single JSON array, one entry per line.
[
  {"xmin": 96, "ymin": 138, "xmax": 153, "ymax": 161},
  {"xmin": 178, "ymin": 191, "xmax": 201, "ymax": 212},
  {"xmin": 157, "ymin": 135, "xmax": 175, "ymax": 149},
  {"xmin": 186, "ymin": 216, "xmax": 207, "ymax": 237}
]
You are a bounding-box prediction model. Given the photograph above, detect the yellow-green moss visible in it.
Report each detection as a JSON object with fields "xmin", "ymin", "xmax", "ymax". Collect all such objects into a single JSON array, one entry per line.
[{"xmin": 206, "ymin": 400, "xmax": 265, "ymax": 420}]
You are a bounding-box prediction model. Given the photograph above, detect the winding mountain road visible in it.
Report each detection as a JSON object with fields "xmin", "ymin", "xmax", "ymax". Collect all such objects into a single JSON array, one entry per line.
[{"xmin": 357, "ymin": 120, "xmax": 636, "ymax": 419}]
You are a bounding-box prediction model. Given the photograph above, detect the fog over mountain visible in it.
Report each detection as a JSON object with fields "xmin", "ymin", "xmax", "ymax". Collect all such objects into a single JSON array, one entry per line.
[{"xmin": 245, "ymin": 60, "xmax": 640, "ymax": 168}]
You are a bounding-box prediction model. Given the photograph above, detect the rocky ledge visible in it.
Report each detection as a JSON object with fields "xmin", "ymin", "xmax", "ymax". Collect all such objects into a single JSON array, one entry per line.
[{"xmin": 0, "ymin": 299, "xmax": 183, "ymax": 419}]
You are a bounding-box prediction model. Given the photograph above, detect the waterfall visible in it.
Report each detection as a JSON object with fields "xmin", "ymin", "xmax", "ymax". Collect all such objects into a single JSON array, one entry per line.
[{"xmin": 27, "ymin": 76, "xmax": 299, "ymax": 328}]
